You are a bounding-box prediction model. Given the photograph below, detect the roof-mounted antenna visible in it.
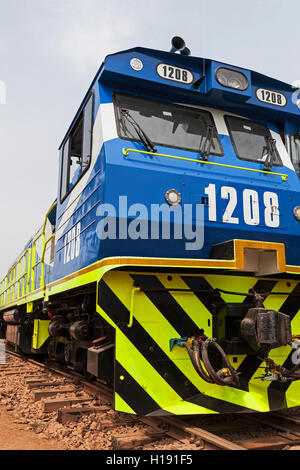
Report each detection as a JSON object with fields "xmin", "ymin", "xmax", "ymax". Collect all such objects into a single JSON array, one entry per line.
[{"xmin": 170, "ymin": 36, "xmax": 191, "ymax": 56}]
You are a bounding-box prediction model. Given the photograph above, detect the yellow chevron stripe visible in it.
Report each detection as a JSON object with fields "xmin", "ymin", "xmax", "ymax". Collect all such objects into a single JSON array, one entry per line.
[
  {"xmin": 286, "ymin": 380, "xmax": 300, "ymax": 408},
  {"xmin": 115, "ymin": 328, "xmax": 214, "ymax": 414},
  {"xmin": 205, "ymin": 274, "xmax": 258, "ymax": 303},
  {"xmin": 156, "ymin": 273, "xmax": 212, "ymax": 335},
  {"xmin": 104, "ymin": 271, "xmax": 271, "ymax": 412},
  {"xmin": 263, "ymin": 280, "xmax": 297, "ymax": 311},
  {"xmin": 114, "ymin": 393, "xmax": 136, "ymax": 415}
]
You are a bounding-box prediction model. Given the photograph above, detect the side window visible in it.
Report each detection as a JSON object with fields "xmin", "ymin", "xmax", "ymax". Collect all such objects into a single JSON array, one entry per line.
[
  {"xmin": 60, "ymin": 92, "xmax": 94, "ymax": 201},
  {"xmin": 225, "ymin": 115, "xmax": 282, "ymax": 167}
]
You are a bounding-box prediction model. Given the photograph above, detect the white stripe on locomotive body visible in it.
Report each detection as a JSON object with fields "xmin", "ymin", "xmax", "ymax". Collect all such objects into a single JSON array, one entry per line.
[
  {"xmin": 101, "ymin": 102, "xmax": 118, "ymax": 142},
  {"xmin": 56, "ymin": 103, "xmax": 106, "ymax": 241},
  {"xmin": 179, "ymin": 103, "xmax": 230, "ymax": 136},
  {"xmin": 269, "ymin": 130, "xmax": 294, "ymax": 170}
]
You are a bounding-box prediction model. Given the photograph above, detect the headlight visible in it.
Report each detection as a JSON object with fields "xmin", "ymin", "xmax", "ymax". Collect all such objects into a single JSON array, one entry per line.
[
  {"xmin": 294, "ymin": 206, "xmax": 300, "ymax": 221},
  {"xmin": 215, "ymin": 67, "xmax": 249, "ymax": 91},
  {"xmin": 165, "ymin": 189, "xmax": 181, "ymax": 206}
]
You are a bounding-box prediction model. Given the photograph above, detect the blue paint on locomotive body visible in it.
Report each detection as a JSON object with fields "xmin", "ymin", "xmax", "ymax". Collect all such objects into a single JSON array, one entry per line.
[{"xmin": 51, "ymin": 47, "xmax": 300, "ymax": 281}]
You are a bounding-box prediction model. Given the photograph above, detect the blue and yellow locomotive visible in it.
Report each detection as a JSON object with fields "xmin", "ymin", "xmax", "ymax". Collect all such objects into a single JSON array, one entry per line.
[{"xmin": 1, "ymin": 37, "xmax": 300, "ymax": 416}]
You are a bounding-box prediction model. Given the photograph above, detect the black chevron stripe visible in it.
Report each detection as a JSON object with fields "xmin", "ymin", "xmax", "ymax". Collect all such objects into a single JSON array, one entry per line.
[
  {"xmin": 181, "ymin": 275, "xmax": 225, "ymax": 312},
  {"xmin": 267, "ymin": 282, "xmax": 300, "ymax": 410},
  {"xmin": 267, "ymin": 353, "xmax": 292, "ymax": 411},
  {"xmin": 242, "ymin": 280, "xmax": 278, "ymax": 306},
  {"xmin": 131, "ymin": 274, "xmax": 202, "ymax": 337},
  {"xmin": 115, "ymin": 360, "xmax": 161, "ymax": 416},
  {"xmin": 98, "ymin": 279, "xmax": 255, "ymax": 414},
  {"xmin": 187, "ymin": 393, "xmax": 253, "ymax": 414},
  {"xmin": 98, "ymin": 279, "xmax": 201, "ymax": 399},
  {"xmin": 277, "ymin": 282, "xmax": 300, "ymax": 319},
  {"xmin": 235, "ymin": 355, "xmax": 264, "ymax": 391}
]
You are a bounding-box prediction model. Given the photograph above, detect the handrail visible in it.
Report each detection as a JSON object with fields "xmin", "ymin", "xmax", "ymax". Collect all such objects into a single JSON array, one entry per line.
[
  {"xmin": 128, "ymin": 287, "xmax": 140, "ymax": 328},
  {"xmin": 41, "ymin": 233, "xmax": 55, "ymax": 288},
  {"xmin": 123, "ymin": 148, "xmax": 289, "ymax": 181},
  {"xmin": 31, "ymin": 201, "xmax": 57, "ymax": 291},
  {"xmin": 0, "ymin": 201, "xmax": 57, "ymax": 307},
  {"xmin": 0, "ymin": 248, "xmax": 31, "ymax": 306}
]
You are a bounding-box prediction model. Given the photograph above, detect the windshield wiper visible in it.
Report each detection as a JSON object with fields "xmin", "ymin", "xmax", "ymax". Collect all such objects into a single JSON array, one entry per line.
[
  {"xmin": 120, "ymin": 109, "xmax": 157, "ymax": 153},
  {"xmin": 199, "ymin": 125, "xmax": 215, "ymax": 161},
  {"xmin": 262, "ymin": 137, "xmax": 277, "ymax": 171}
]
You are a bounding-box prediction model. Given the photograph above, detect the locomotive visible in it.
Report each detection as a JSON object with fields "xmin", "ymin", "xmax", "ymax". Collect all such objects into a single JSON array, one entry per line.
[{"xmin": 1, "ymin": 37, "xmax": 300, "ymax": 416}]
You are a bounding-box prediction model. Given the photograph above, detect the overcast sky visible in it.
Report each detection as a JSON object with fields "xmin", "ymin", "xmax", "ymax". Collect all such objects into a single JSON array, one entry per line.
[{"xmin": 0, "ymin": 0, "xmax": 299, "ymax": 278}]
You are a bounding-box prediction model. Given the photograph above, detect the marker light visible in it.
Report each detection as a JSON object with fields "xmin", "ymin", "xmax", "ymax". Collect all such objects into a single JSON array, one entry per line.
[
  {"xmin": 294, "ymin": 206, "xmax": 300, "ymax": 221},
  {"xmin": 165, "ymin": 189, "xmax": 181, "ymax": 206},
  {"xmin": 130, "ymin": 58, "xmax": 143, "ymax": 71},
  {"xmin": 215, "ymin": 67, "xmax": 249, "ymax": 91}
]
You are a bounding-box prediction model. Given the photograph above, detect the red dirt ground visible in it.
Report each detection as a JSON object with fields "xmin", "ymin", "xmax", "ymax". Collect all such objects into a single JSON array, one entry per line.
[{"xmin": 0, "ymin": 405, "xmax": 65, "ymax": 450}]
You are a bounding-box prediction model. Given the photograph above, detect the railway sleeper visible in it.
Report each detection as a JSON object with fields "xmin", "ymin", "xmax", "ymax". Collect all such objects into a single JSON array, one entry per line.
[
  {"xmin": 57, "ymin": 405, "xmax": 111, "ymax": 424},
  {"xmin": 111, "ymin": 431, "xmax": 167, "ymax": 450},
  {"xmin": 236, "ymin": 434, "xmax": 300, "ymax": 450},
  {"xmin": 24, "ymin": 377, "xmax": 51, "ymax": 385},
  {"xmin": 43, "ymin": 396, "xmax": 94, "ymax": 412},
  {"xmin": 33, "ymin": 387, "xmax": 76, "ymax": 401},
  {"xmin": 27, "ymin": 380, "xmax": 66, "ymax": 390}
]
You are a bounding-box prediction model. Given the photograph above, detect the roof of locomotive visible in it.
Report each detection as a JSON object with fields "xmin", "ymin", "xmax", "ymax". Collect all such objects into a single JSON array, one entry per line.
[
  {"xmin": 107, "ymin": 46, "xmax": 294, "ymax": 91},
  {"xmin": 59, "ymin": 46, "xmax": 298, "ymax": 150}
]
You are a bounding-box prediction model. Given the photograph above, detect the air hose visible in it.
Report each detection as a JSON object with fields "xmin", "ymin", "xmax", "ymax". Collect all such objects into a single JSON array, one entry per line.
[
  {"xmin": 182, "ymin": 337, "xmax": 239, "ymax": 386},
  {"xmin": 201, "ymin": 339, "xmax": 240, "ymax": 386},
  {"xmin": 184, "ymin": 341, "xmax": 214, "ymax": 383}
]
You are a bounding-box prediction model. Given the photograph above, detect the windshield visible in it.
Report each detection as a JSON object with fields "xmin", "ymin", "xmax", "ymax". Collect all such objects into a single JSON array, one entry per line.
[
  {"xmin": 225, "ymin": 115, "xmax": 282, "ymax": 166},
  {"xmin": 114, "ymin": 93, "xmax": 224, "ymax": 156}
]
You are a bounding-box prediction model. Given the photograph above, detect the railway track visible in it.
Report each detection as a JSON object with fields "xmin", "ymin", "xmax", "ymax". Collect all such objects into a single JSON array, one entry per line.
[{"xmin": 1, "ymin": 347, "xmax": 300, "ymax": 451}]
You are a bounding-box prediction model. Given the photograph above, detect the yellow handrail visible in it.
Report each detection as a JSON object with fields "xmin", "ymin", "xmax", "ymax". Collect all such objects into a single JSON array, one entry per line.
[
  {"xmin": 31, "ymin": 201, "xmax": 57, "ymax": 291},
  {"xmin": 128, "ymin": 287, "xmax": 140, "ymax": 328},
  {"xmin": 41, "ymin": 233, "xmax": 55, "ymax": 287},
  {"xmin": 123, "ymin": 148, "xmax": 289, "ymax": 182},
  {"xmin": 0, "ymin": 248, "xmax": 31, "ymax": 306},
  {"xmin": 0, "ymin": 201, "xmax": 57, "ymax": 307}
]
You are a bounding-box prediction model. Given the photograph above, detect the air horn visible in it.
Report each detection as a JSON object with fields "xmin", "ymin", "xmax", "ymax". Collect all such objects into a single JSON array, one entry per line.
[{"xmin": 170, "ymin": 36, "xmax": 191, "ymax": 56}]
